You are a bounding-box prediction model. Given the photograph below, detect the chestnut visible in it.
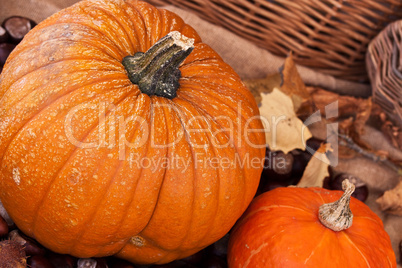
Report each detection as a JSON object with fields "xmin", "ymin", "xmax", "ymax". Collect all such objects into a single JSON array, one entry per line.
[
  {"xmin": 262, "ymin": 149, "xmax": 294, "ymax": 182},
  {"xmin": 77, "ymin": 258, "xmax": 109, "ymax": 268},
  {"xmin": 47, "ymin": 252, "xmax": 76, "ymax": 268},
  {"xmin": 8, "ymin": 229, "xmax": 46, "ymax": 256},
  {"xmin": 2, "ymin": 16, "xmax": 36, "ymax": 44},
  {"xmin": 28, "ymin": 255, "xmax": 54, "ymax": 268},
  {"xmin": 107, "ymin": 258, "xmax": 137, "ymax": 268},
  {"xmin": 0, "ymin": 215, "xmax": 8, "ymax": 237},
  {"xmin": 201, "ymin": 255, "xmax": 227, "ymax": 268},
  {"xmin": 0, "ymin": 43, "xmax": 16, "ymax": 66},
  {"xmin": 290, "ymin": 149, "xmax": 311, "ymax": 179},
  {"xmin": 0, "ymin": 25, "xmax": 9, "ymax": 43}
]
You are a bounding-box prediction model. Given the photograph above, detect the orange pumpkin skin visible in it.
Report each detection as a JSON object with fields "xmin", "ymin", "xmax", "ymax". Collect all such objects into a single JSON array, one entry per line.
[
  {"xmin": 0, "ymin": 0, "xmax": 265, "ymax": 264},
  {"xmin": 227, "ymin": 187, "xmax": 397, "ymax": 268}
]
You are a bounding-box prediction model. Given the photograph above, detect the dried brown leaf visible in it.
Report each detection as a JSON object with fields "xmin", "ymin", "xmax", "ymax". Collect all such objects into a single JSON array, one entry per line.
[
  {"xmin": 244, "ymin": 53, "xmax": 310, "ymax": 110},
  {"xmin": 338, "ymin": 117, "xmax": 354, "ymax": 134},
  {"xmin": 245, "ymin": 54, "xmax": 313, "ymax": 152},
  {"xmin": 279, "ymin": 53, "xmax": 310, "ymax": 111},
  {"xmin": 336, "ymin": 98, "xmax": 373, "ymax": 152},
  {"xmin": 376, "ymin": 180, "xmax": 402, "ymax": 216},
  {"xmin": 380, "ymin": 121, "xmax": 402, "ymax": 151},
  {"xmin": 307, "ymin": 87, "xmax": 363, "ymax": 119},
  {"xmin": 353, "ymin": 97, "xmax": 372, "ymax": 136}
]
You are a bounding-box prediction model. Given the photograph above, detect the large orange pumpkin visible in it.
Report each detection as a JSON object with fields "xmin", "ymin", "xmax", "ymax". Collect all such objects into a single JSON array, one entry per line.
[
  {"xmin": 228, "ymin": 180, "xmax": 397, "ymax": 267},
  {"xmin": 0, "ymin": 0, "xmax": 265, "ymax": 264}
]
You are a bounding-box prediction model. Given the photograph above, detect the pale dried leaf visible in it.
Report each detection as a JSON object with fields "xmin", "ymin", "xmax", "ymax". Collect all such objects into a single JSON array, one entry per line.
[
  {"xmin": 259, "ymin": 88, "xmax": 312, "ymax": 153},
  {"xmin": 244, "ymin": 54, "xmax": 310, "ymax": 111},
  {"xmin": 297, "ymin": 144, "xmax": 330, "ymax": 187},
  {"xmin": 376, "ymin": 180, "xmax": 402, "ymax": 216},
  {"xmin": 245, "ymin": 54, "xmax": 313, "ymax": 153},
  {"xmin": 243, "ymin": 73, "xmax": 281, "ymax": 105}
]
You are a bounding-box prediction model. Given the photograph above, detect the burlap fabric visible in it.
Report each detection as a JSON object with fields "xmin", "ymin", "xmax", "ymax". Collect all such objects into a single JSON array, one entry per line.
[
  {"xmin": 0, "ymin": 0, "xmax": 372, "ymax": 97},
  {"xmin": 1, "ymin": 0, "xmax": 400, "ymax": 265}
]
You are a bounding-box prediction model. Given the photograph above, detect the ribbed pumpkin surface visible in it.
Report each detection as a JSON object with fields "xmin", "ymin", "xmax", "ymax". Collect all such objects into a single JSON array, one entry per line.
[
  {"xmin": 228, "ymin": 186, "xmax": 397, "ymax": 267},
  {"xmin": 0, "ymin": 0, "xmax": 265, "ymax": 264}
]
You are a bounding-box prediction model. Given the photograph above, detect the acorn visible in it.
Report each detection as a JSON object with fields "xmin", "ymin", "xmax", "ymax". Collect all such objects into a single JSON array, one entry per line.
[{"xmin": 0, "ymin": 239, "xmax": 27, "ymax": 268}]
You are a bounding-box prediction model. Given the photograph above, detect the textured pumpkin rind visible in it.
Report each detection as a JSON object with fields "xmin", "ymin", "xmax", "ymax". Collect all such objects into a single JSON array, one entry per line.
[
  {"xmin": 0, "ymin": 0, "xmax": 265, "ymax": 265},
  {"xmin": 227, "ymin": 187, "xmax": 397, "ymax": 268}
]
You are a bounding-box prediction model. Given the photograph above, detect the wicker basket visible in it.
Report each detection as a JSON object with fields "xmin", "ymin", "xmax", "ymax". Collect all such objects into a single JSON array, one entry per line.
[
  {"xmin": 366, "ymin": 20, "xmax": 402, "ymax": 127},
  {"xmin": 148, "ymin": 0, "xmax": 402, "ymax": 83}
]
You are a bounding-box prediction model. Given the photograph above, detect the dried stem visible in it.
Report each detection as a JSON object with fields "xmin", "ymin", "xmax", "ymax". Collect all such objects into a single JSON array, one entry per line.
[{"xmin": 318, "ymin": 179, "xmax": 355, "ymax": 231}]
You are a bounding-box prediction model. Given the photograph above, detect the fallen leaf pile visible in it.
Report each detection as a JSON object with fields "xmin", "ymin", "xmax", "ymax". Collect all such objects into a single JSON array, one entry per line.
[
  {"xmin": 245, "ymin": 54, "xmax": 402, "ymax": 264},
  {"xmin": 245, "ymin": 54, "xmax": 312, "ymax": 154}
]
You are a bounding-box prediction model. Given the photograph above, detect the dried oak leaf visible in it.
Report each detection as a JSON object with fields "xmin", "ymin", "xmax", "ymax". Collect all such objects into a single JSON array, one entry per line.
[
  {"xmin": 245, "ymin": 54, "xmax": 312, "ymax": 153},
  {"xmin": 369, "ymin": 104, "xmax": 402, "ymax": 151},
  {"xmin": 244, "ymin": 53, "xmax": 310, "ymax": 110},
  {"xmin": 278, "ymin": 53, "xmax": 310, "ymax": 111},
  {"xmin": 337, "ymin": 98, "xmax": 373, "ymax": 151},
  {"xmin": 259, "ymin": 88, "xmax": 312, "ymax": 153},
  {"xmin": 306, "ymin": 87, "xmax": 363, "ymax": 119},
  {"xmin": 244, "ymin": 73, "xmax": 281, "ymax": 105},
  {"xmin": 353, "ymin": 97, "xmax": 373, "ymax": 138},
  {"xmin": 376, "ymin": 180, "xmax": 402, "ymax": 216},
  {"xmin": 305, "ymin": 86, "xmax": 379, "ymax": 160}
]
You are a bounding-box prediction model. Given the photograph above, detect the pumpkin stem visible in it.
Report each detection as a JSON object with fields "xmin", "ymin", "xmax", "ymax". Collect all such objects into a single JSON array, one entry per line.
[
  {"xmin": 122, "ymin": 31, "xmax": 194, "ymax": 99},
  {"xmin": 318, "ymin": 179, "xmax": 355, "ymax": 231}
]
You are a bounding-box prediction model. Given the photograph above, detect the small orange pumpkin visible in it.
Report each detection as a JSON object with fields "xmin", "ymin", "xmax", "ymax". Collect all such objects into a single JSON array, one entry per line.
[
  {"xmin": 0, "ymin": 0, "xmax": 265, "ymax": 264},
  {"xmin": 228, "ymin": 180, "xmax": 397, "ymax": 267}
]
